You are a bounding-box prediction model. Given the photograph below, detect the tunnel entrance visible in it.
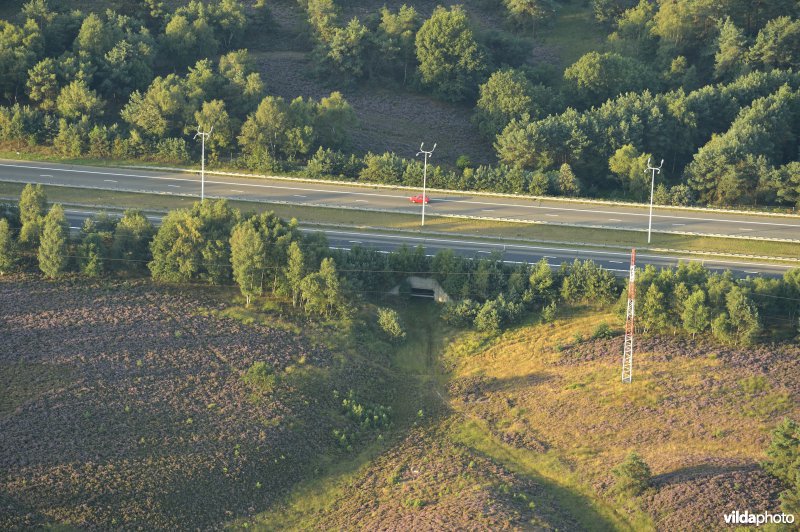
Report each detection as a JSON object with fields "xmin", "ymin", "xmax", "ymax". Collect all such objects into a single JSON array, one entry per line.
[{"xmin": 410, "ymin": 287, "xmax": 435, "ymax": 299}]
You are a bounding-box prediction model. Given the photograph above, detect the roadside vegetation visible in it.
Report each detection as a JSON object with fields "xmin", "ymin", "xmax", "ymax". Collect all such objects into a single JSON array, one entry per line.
[
  {"xmin": 0, "ymin": 1, "xmax": 799, "ymax": 210},
  {"xmin": 2, "ymin": 186, "xmax": 799, "ymax": 528}
]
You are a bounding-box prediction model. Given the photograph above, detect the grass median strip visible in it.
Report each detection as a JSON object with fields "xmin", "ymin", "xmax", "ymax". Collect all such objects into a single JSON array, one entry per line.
[{"xmin": 1, "ymin": 181, "xmax": 799, "ymax": 260}]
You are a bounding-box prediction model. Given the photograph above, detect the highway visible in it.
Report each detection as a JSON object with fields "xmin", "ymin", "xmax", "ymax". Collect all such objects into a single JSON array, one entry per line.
[
  {"xmin": 4, "ymin": 160, "xmax": 800, "ymax": 242},
  {"xmin": 64, "ymin": 209, "xmax": 796, "ymax": 278}
]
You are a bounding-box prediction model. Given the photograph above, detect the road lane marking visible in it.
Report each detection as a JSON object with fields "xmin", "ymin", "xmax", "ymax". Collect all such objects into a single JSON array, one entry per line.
[
  {"xmin": 230, "ymin": 189, "xmax": 244, "ymax": 193},
  {"xmin": 317, "ymin": 230, "xmax": 794, "ymax": 271},
  {"xmin": 739, "ymin": 228, "xmax": 753, "ymax": 231},
  {"xmin": 482, "ymin": 209, "xmax": 495, "ymax": 212},
  {"xmin": 103, "ymin": 179, "xmax": 117, "ymax": 183},
  {"xmin": 545, "ymin": 214, "xmax": 559, "ymax": 217},
  {"xmin": 609, "ymin": 260, "xmax": 623, "ymax": 264},
  {"xmin": 672, "ymin": 223, "xmax": 685, "ymax": 226},
  {"xmin": 354, "ymin": 199, "xmax": 368, "ymax": 202},
  {"xmin": 40, "ymin": 174, "xmax": 52, "ymax": 177},
  {"xmin": 608, "ymin": 218, "xmax": 622, "ymax": 222},
  {"xmin": 348, "ymin": 240, "xmax": 362, "ymax": 244},
  {"xmin": 3, "ymin": 162, "xmax": 800, "ymax": 231},
  {"xmin": 167, "ymin": 184, "xmax": 180, "ymax": 188},
  {"xmin": 294, "ymin": 194, "xmax": 307, "ymax": 198}
]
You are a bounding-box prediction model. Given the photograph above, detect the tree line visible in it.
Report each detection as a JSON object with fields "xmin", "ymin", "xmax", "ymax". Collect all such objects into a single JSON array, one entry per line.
[
  {"xmin": 1, "ymin": 1, "xmax": 799, "ymax": 208},
  {"xmin": 3, "ymin": 183, "xmax": 798, "ymax": 344}
]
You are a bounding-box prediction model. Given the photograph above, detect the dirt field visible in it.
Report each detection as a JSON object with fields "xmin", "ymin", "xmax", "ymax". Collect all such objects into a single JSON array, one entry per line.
[{"xmin": 0, "ymin": 275, "xmax": 350, "ymax": 529}]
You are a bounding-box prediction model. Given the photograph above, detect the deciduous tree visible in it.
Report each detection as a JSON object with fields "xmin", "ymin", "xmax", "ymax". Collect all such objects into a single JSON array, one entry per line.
[
  {"xmin": 415, "ymin": 6, "xmax": 486, "ymax": 102},
  {"xmin": 230, "ymin": 221, "xmax": 266, "ymax": 306}
]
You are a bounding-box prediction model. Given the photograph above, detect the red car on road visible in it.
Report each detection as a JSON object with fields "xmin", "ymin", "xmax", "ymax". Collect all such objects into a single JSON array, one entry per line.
[{"xmin": 409, "ymin": 194, "xmax": 430, "ymax": 204}]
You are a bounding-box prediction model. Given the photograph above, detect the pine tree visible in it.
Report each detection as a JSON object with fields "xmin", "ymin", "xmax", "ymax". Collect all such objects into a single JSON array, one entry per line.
[
  {"xmin": 612, "ymin": 452, "xmax": 651, "ymax": 496},
  {"xmin": 763, "ymin": 418, "xmax": 800, "ymax": 486},
  {"xmin": 19, "ymin": 183, "xmax": 47, "ymax": 226},
  {"xmin": 714, "ymin": 18, "xmax": 747, "ymax": 81},
  {"xmin": 38, "ymin": 204, "xmax": 68, "ymax": 278},
  {"xmin": 556, "ymin": 162, "xmax": 581, "ymax": 197},
  {"xmin": 229, "ymin": 222, "xmax": 266, "ymax": 306},
  {"xmin": 18, "ymin": 183, "xmax": 47, "ymax": 247},
  {"xmin": 0, "ymin": 218, "xmax": 16, "ymax": 274}
]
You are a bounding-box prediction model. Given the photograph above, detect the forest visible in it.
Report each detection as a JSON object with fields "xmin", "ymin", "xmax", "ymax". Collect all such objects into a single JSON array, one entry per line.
[{"xmin": 0, "ymin": 0, "xmax": 798, "ymax": 207}]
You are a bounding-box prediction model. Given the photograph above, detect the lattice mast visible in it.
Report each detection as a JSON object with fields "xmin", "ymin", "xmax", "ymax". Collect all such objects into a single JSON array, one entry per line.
[{"xmin": 622, "ymin": 248, "xmax": 636, "ymax": 383}]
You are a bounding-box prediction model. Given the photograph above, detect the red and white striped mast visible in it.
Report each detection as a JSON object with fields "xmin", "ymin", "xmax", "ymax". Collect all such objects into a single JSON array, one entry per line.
[{"xmin": 622, "ymin": 248, "xmax": 636, "ymax": 383}]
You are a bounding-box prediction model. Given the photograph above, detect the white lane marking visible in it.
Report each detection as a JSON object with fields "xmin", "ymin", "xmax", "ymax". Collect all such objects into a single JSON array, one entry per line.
[
  {"xmin": 69, "ymin": 226, "xmax": 81, "ymax": 230},
  {"xmin": 294, "ymin": 194, "xmax": 307, "ymax": 198},
  {"xmin": 482, "ymin": 209, "xmax": 495, "ymax": 212},
  {"xmin": 672, "ymin": 223, "xmax": 685, "ymax": 226},
  {"xmin": 609, "ymin": 260, "xmax": 623, "ymax": 264},
  {"xmin": 40, "ymin": 174, "xmax": 52, "ymax": 177},
  {"xmin": 543, "ymin": 256, "xmax": 557, "ymax": 259},
  {"xmin": 103, "ymin": 179, "xmax": 117, "ymax": 183},
  {"xmin": 354, "ymin": 199, "xmax": 368, "ymax": 202},
  {"xmin": 739, "ymin": 228, "xmax": 753, "ymax": 231},
  {"xmin": 477, "ymin": 250, "xmax": 491, "ymax": 254},
  {"xmin": 230, "ymin": 189, "xmax": 244, "ymax": 193},
  {"xmin": 3, "ymin": 162, "xmax": 799, "ymax": 230},
  {"xmin": 545, "ymin": 214, "xmax": 559, "ymax": 217},
  {"xmin": 745, "ymin": 271, "xmax": 759, "ymax": 274},
  {"xmin": 317, "ymin": 229, "xmax": 794, "ymax": 271},
  {"xmin": 348, "ymin": 240, "xmax": 362, "ymax": 244},
  {"xmin": 167, "ymin": 184, "xmax": 180, "ymax": 188},
  {"xmin": 608, "ymin": 218, "xmax": 622, "ymax": 222}
]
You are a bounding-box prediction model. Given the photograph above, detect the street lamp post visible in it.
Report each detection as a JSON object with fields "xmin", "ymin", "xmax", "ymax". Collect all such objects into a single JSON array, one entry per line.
[
  {"xmin": 646, "ymin": 157, "xmax": 663, "ymax": 244},
  {"xmin": 194, "ymin": 126, "xmax": 213, "ymax": 201},
  {"xmin": 416, "ymin": 142, "xmax": 436, "ymax": 226}
]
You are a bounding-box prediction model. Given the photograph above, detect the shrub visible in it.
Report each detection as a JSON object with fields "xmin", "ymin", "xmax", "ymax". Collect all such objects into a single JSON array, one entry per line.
[
  {"xmin": 377, "ymin": 307, "xmax": 406, "ymax": 342},
  {"xmin": 541, "ymin": 300, "xmax": 557, "ymax": 323},
  {"xmin": 456, "ymin": 155, "xmax": 472, "ymax": 170},
  {"xmin": 591, "ymin": 322, "xmax": 615, "ymax": 339},
  {"xmin": 305, "ymin": 147, "xmax": 362, "ymax": 179},
  {"xmin": 474, "ymin": 294, "xmax": 523, "ymax": 333},
  {"xmin": 242, "ymin": 361, "xmax": 278, "ymax": 394},
  {"xmin": 153, "ymin": 138, "xmax": 190, "ymax": 164},
  {"xmin": 359, "ymin": 152, "xmax": 405, "ymax": 184},
  {"xmin": 612, "ymin": 452, "xmax": 652, "ymax": 496},
  {"xmin": 441, "ymin": 298, "xmax": 480, "ymax": 327}
]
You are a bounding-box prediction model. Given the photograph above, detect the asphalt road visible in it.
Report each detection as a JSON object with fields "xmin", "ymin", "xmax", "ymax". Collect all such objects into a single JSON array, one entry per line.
[
  {"xmin": 5, "ymin": 160, "xmax": 800, "ymax": 242},
  {"xmin": 64, "ymin": 209, "xmax": 795, "ymax": 278}
]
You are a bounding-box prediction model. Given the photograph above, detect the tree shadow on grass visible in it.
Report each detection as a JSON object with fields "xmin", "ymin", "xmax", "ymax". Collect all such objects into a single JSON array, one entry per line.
[{"xmin": 451, "ymin": 417, "xmax": 623, "ymax": 532}]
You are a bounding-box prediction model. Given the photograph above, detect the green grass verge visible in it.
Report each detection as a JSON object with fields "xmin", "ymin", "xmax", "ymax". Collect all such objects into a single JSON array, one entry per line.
[{"xmin": 1, "ymin": 181, "xmax": 799, "ymax": 259}]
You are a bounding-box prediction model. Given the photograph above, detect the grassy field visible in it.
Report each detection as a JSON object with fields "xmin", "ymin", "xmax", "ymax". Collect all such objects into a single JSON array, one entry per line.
[
  {"xmin": 443, "ymin": 307, "xmax": 798, "ymax": 529},
  {"xmin": 2, "ymin": 180, "xmax": 800, "ymax": 260},
  {"xmin": 246, "ymin": 303, "xmax": 797, "ymax": 529}
]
